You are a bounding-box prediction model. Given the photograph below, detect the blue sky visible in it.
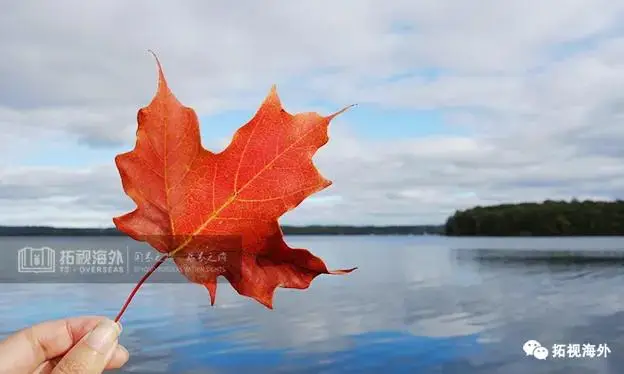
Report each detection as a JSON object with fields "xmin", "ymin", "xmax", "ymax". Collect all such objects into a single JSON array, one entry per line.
[
  {"xmin": 8, "ymin": 103, "xmax": 466, "ymax": 168},
  {"xmin": 2, "ymin": 0, "xmax": 624, "ymax": 227}
]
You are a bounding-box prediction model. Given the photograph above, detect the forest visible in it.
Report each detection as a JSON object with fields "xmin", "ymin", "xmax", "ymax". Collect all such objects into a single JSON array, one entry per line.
[
  {"xmin": 0, "ymin": 225, "xmax": 444, "ymax": 236},
  {"xmin": 445, "ymin": 199, "xmax": 624, "ymax": 236},
  {"xmin": 9, "ymin": 199, "xmax": 624, "ymax": 237}
]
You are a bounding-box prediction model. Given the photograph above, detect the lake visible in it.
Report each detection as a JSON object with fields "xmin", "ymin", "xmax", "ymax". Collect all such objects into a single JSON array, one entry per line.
[{"xmin": 1, "ymin": 235, "xmax": 623, "ymax": 373}]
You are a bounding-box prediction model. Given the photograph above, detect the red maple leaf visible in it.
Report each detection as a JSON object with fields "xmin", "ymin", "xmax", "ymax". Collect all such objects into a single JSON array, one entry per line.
[{"xmin": 113, "ymin": 52, "xmax": 356, "ymax": 321}]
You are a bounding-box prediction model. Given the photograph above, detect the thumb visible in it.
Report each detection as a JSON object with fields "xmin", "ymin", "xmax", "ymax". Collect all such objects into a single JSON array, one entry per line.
[{"xmin": 51, "ymin": 319, "xmax": 122, "ymax": 374}]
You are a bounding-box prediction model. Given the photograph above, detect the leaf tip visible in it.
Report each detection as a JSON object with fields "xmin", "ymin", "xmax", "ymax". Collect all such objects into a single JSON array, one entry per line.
[
  {"xmin": 205, "ymin": 283, "xmax": 217, "ymax": 305},
  {"xmin": 111, "ymin": 216, "xmax": 121, "ymax": 232},
  {"xmin": 328, "ymin": 104, "xmax": 356, "ymax": 120},
  {"xmin": 114, "ymin": 153, "xmax": 126, "ymax": 169},
  {"xmin": 266, "ymin": 84, "xmax": 280, "ymax": 102},
  {"xmin": 147, "ymin": 49, "xmax": 169, "ymax": 94},
  {"xmin": 258, "ymin": 292, "xmax": 275, "ymax": 309},
  {"xmin": 330, "ymin": 267, "xmax": 357, "ymax": 275}
]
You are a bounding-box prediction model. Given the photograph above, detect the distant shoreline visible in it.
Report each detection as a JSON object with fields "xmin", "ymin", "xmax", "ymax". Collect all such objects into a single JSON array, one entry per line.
[
  {"xmin": 0, "ymin": 225, "xmax": 445, "ymax": 236},
  {"xmin": 445, "ymin": 199, "xmax": 624, "ymax": 236}
]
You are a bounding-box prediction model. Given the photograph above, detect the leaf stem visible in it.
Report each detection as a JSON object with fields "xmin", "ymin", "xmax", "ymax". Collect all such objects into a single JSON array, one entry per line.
[{"xmin": 114, "ymin": 253, "xmax": 170, "ymax": 322}]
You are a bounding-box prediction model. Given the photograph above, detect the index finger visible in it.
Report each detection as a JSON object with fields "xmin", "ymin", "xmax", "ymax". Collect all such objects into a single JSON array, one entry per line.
[{"xmin": 0, "ymin": 315, "xmax": 106, "ymax": 373}]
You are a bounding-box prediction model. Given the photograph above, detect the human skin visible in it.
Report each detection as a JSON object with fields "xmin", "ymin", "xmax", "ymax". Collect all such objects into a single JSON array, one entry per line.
[{"xmin": 0, "ymin": 316, "xmax": 128, "ymax": 373}]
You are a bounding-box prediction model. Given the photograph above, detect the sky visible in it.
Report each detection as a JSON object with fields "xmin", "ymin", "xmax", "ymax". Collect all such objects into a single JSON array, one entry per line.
[{"xmin": 2, "ymin": 0, "xmax": 624, "ymax": 227}]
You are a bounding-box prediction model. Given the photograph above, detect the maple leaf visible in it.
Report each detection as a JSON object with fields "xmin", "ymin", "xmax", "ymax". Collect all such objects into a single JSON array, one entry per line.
[{"xmin": 113, "ymin": 52, "xmax": 356, "ymax": 321}]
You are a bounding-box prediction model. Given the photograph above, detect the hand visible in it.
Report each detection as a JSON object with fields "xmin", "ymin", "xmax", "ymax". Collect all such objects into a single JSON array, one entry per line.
[{"xmin": 0, "ymin": 316, "xmax": 129, "ymax": 373}]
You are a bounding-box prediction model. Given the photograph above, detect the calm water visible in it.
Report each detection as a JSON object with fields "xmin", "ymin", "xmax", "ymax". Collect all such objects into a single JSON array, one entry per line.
[{"xmin": 1, "ymin": 235, "xmax": 624, "ymax": 373}]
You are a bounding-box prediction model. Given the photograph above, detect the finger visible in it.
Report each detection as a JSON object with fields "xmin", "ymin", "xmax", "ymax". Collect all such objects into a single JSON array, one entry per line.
[
  {"xmin": 33, "ymin": 344, "xmax": 130, "ymax": 374},
  {"xmin": 107, "ymin": 344, "xmax": 130, "ymax": 369},
  {"xmin": 0, "ymin": 316, "xmax": 106, "ymax": 373},
  {"xmin": 51, "ymin": 319, "xmax": 122, "ymax": 374}
]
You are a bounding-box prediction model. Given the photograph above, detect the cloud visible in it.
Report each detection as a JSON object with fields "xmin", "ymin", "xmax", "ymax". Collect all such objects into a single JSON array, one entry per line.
[{"xmin": 3, "ymin": 1, "xmax": 624, "ymax": 225}]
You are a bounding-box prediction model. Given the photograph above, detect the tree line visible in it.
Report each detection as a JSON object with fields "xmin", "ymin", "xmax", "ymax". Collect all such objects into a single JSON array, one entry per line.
[
  {"xmin": 445, "ymin": 199, "xmax": 624, "ymax": 236},
  {"xmin": 10, "ymin": 198, "xmax": 621, "ymax": 237},
  {"xmin": 0, "ymin": 225, "xmax": 445, "ymax": 236}
]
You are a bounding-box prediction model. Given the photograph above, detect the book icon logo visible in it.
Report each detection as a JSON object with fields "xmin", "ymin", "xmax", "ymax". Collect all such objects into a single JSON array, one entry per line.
[{"xmin": 18, "ymin": 247, "xmax": 56, "ymax": 273}]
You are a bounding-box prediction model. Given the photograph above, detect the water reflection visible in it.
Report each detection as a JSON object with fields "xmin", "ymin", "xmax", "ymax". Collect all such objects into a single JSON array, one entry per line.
[{"xmin": 0, "ymin": 236, "xmax": 623, "ymax": 372}]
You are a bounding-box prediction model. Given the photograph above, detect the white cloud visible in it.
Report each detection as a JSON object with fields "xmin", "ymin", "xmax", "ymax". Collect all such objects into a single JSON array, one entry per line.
[{"xmin": 3, "ymin": 1, "xmax": 624, "ymax": 225}]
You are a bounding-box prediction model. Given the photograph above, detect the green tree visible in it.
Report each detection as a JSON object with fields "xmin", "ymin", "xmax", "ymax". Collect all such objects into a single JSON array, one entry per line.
[{"xmin": 444, "ymin": 199, "xmax": 624, "ymax": 236}]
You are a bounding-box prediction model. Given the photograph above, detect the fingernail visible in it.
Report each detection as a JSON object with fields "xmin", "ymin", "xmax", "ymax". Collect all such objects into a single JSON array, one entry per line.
[
  {"xmin": 119, "ymin": 344, "xmax": 129, "ymax": 356},
  {"xmin": 85, "ymin": 319, "xmax": 121, "ymax": 353}
]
